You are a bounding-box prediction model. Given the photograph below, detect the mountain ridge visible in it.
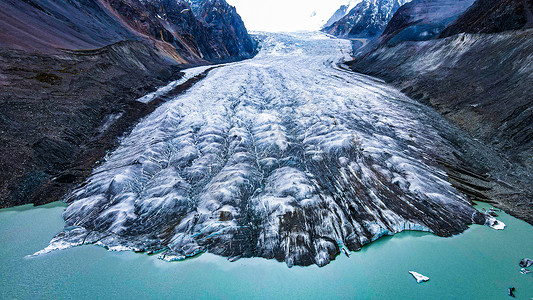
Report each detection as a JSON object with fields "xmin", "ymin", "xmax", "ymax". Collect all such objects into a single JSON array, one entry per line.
[
  {"xmin": 0, "ymin": 0, "xmax": 257, "ymax": 209},
  {"xmin": 322, "ymin": 0, "xmax": 411, "ymax": 38}
]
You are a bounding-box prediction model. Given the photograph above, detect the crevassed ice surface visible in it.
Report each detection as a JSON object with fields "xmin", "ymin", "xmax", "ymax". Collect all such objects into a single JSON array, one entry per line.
[{"xmin": 39, "ymin": 32, "xmax": 487, "ymax": 267}]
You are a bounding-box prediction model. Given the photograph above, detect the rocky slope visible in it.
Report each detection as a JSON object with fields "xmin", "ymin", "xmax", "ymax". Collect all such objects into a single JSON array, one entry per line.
[
  {"xmin": 379, "ymin": 0, "xmax": 475, "ymax": 44},
  {"xmin": 322, "ymin": 0, "xmax": 411, "ymax": 38},
  {"xmin": 0, "ymin": 0, "xmax": 256, "ymax": 62},
  {"xmin": 187, "ymin": 0, "xmax": 256, "ymax": 59},
  {"xmin": 345, "ymin": 0, "xmax": 533, "ymax": 225},
  {"xmin": 348, "ymin": 29, "xmax": 533, "ymax": 224},
  {"xmin": 0, "ymin": 0, "xmax": 256, "ymax": 209},
  {"xmin": 0, "ymin": 0, "xmax": 135, "ymax": 52},
  {"xmin": 441, "ymin": 0, "xmax": 533, "ymax": 37}
]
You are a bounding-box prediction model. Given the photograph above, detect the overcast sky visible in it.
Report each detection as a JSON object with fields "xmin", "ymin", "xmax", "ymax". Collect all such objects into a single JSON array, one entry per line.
[{"xmin": 225, "ymin": 0, "xmax": 351, "ymax": 32}]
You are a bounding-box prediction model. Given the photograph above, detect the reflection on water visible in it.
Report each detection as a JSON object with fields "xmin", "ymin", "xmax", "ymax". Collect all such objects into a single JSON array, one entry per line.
[{"xmin": 1, "ymin": 202, "xmax": 532, "ymax": 299}]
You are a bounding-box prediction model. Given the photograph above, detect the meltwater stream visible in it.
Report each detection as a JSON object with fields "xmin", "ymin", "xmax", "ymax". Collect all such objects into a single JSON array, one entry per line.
[{"xmin": 37, "ymin": 32, "xmax": 499, "ymax": 267}]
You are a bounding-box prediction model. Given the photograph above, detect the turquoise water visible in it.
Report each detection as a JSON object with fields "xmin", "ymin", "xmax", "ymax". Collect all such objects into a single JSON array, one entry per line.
[{"xmin": 0, "ymin": 202, "xmax": 531, "ymax": 299}]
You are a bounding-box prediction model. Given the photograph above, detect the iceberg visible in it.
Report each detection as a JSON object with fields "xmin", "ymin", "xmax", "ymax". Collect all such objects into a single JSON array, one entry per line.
[
  {"xmin": 488, "ymin": 218, "xmax": 506, "ymax": 230},
  {"xmin": 409, "ymin": 271, "xmax": 430, "ymax": 283}
]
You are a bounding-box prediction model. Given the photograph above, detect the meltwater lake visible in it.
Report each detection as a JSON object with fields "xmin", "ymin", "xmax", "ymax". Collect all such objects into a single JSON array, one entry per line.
[{"xmin": 1, "ymin": 201, "xmax": 531, "ymax": 299}]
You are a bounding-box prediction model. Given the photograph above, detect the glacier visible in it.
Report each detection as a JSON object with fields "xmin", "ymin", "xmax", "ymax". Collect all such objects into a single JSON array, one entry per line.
[{"xmin": 36, "ymin": 32, "xmax": 492, "ymax": 267}]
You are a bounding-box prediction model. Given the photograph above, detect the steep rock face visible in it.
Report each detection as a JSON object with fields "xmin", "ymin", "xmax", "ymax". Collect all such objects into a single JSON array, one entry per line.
[
  {"xmin": 380, "ymin": 0, "xmax": 475, "ymax": 44},
  {"xmin": 187, "ymin": 0, "xmax": 256, "ymax": 59},
  {"xmin": 441, "ymin": 0, "xmax": 533, "ymax": 37},
  {"xmin": 322, "ymin": 0, "xmax": 411, "ymax": 38},
  {"xmin": 0, "ymin": 0, "xmax": 255, "ymax": 62},
  {"xmin": 101, "ymin": 0, "xmax": 256, "ymax": 62}
]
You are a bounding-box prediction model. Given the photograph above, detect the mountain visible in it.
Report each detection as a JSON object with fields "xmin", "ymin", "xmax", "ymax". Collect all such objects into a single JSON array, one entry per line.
[
  {"xmin": 322, "ymin": 0, "xmax": 360, "ymax": 28},
  {"xmin": 441, "ymin": 0, "xmax": 533, "ymax": 37},
  {"xmin": 323, "ymin": 5, "xmax": 351, "ymax": 29},
  {"xmin": 322, "ymin": 0, "xmax": 411, "ymax": 38},
  {"xmin": 0, "ymin": 0, "xmax": 256, "ymax": 209},
  {"xmin": 347, "ymin": 0, "xmax": 533, "ymax": 222},
  {"xmin": 187, "ymin": 0, "xmax": 256, "ymax": 59},
  {"xmin": 380, "ymin": 0, "xmax": 475, "ymax": 44},
  {"xmin": 0, "ymin": 0, "xmax": 256, "ymax": 62}
]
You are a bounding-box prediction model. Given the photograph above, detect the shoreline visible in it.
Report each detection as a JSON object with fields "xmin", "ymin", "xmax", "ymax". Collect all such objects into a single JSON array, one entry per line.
[{"xmin": 1, "ymin": 200, "xmax": 531, "ymax": 299}]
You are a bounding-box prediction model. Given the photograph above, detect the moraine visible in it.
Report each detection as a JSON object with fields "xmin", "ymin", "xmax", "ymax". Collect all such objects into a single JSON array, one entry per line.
[{"xmin": 36, "ymin": 32, "xmax": 500, "ymax": 267}]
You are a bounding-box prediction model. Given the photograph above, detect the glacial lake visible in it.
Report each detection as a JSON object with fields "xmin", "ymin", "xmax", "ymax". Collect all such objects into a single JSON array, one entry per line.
[{"xmin": 1, "ymin": 201, "xmax": 531, "ymax": 299}]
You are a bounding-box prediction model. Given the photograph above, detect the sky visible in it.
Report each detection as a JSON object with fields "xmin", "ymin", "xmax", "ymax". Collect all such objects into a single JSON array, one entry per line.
[{"xmin": 225, "ymin": 0, "xmax": 353, "ymax": 32}]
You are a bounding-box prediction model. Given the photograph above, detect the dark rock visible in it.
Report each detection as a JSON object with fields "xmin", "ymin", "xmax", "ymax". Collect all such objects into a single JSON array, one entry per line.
[
  {"xmin": 0, "ymin": 41, "xmax": 178, "ymax": 208},
  {"xmin": 441, "ymin": 0, "xmax": 533, "ymax": 37},
  {"xmin": 520, "ymin": 258, "xmax": 533, "ymax": 268},
  {"xmin": 0, "ymin": 0, "xmax": 256, "ymax": 62},
  {"xmin": 380, "ymin": 0, "xmax": 475, "ymax": 44},
  {"xmin": 187, "ymin": 0, "xmax": 257, "ymax": 60}
]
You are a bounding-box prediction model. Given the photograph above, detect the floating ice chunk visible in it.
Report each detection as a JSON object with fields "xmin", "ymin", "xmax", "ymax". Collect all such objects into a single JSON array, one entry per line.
[
  {"xmin": 487, "ymin": 217, "xmax": 506, "ymax": 230},
  {"xmin": 409, "ymin": 271, "xmax": 430, "ymax": 283},
  {"xmin": 520, "ymin": 258, "xmax": 533, "ymax": 268}
]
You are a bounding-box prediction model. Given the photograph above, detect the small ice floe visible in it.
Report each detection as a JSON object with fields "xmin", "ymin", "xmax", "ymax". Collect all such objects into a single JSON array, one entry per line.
[
  {"xmin": 487, "ymin": 217, "xmax": 506, "ymax": 230},
  {"xmin": 105, "ymin": 245, "xmax": 132, "ymax": 252},
  {"xmin": 409, "ymin": 271, "xmax": 429, "ymax": 283},
  {"xmin": 520, "ymin": 268, "xmax": 531, "ymax": 275}
]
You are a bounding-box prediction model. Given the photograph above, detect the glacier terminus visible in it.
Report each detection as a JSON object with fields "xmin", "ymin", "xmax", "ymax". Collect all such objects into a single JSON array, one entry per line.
[{"xmin": 36, "ymin": 32, "xmax": 499, "ymax": 267}]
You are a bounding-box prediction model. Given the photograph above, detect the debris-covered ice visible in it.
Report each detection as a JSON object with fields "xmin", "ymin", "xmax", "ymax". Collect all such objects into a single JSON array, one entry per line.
[{"xmin": 37, "ymin": 32, "xmax": 490, "ymax": 267}]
